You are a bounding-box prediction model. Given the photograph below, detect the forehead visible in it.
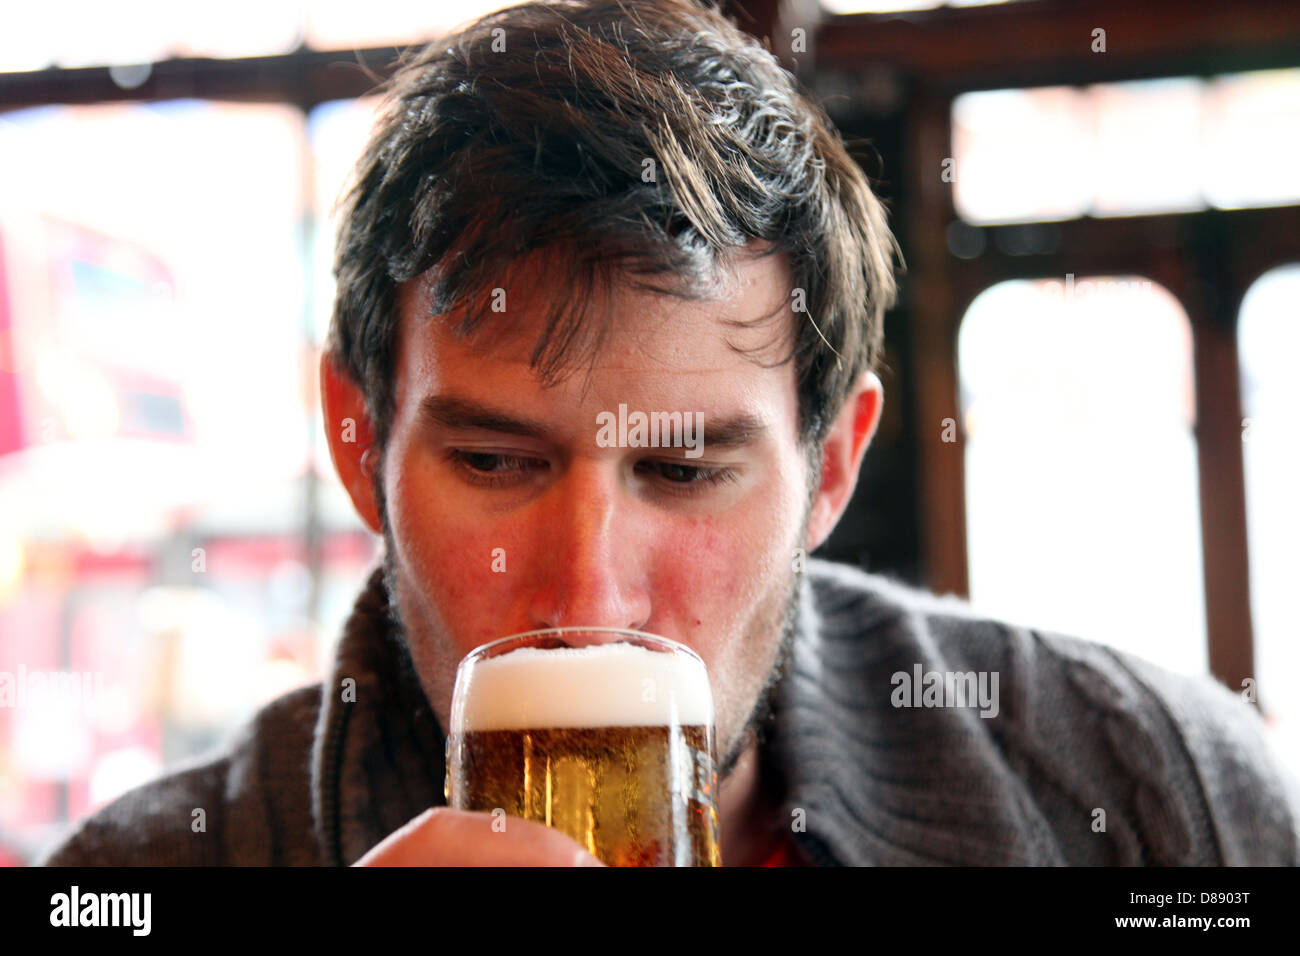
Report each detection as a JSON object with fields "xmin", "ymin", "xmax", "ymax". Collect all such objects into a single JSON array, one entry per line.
[{"xmin": 394, "ymin": 243, "xmax": 798, "ymax": 392}]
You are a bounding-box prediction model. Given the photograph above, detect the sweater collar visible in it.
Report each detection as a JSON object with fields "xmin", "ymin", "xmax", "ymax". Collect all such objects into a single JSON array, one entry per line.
[
  {"xmin": 310, "ymin": 565, "xmax": 446, "ymax": 866},
  {"xmin": 312, "ymin": 562, "xmax": 1060, "ymax": 866}
]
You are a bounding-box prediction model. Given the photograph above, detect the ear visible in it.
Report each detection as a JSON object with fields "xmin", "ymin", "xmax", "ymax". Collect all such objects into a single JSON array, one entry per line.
[
  {"xmin": 319, "ymin": 351, "xmax": 383, "ymax": 535},
  {"xmin": 804, "ymin": 370, "xmax": 884, "ymax": 553}
]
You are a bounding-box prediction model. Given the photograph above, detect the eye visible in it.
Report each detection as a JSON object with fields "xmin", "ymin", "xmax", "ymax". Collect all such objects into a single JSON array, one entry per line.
[
  {"xmin": 447, "ymin": 450, "xmax": 548, "ymax": 487},
  {"xmin": 636, "ymin": 460, "xmax": 739, "ymax": 494},
  {"xmin": 447, "ymin": 450, "xmax": 739, "ymax": 496}
]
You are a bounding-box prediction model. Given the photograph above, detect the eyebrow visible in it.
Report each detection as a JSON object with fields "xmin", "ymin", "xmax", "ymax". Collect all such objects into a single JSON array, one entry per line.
[
  {"xmin": 418, "ymin": 395, "xmax": 551, "ymax": 440},
  {"xmin": 416, "ymin": 394, "xmax": 769, "ymax": 450},
  {"xmin": 696, "ymin": 413, "xmax": 768, "ymax": 450}
]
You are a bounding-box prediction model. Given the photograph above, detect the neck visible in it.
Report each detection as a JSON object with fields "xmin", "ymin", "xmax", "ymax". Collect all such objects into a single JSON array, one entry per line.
[{"xmin": 717, "ymin": 737, "xmax": 783, "ymax": 866}]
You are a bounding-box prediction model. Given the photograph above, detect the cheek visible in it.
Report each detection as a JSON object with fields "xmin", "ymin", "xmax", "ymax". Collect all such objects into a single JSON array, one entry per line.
[
  {"xmin": 653, "ymin": 472, "xmax": 804, "ymax": 635},
  {"xmin": 386, "ymin": 454, "xmax": 526, "ymax": 646},
  {"xmin": 654, "ymin": 518, "xmax": 747, "ymax": 615}
]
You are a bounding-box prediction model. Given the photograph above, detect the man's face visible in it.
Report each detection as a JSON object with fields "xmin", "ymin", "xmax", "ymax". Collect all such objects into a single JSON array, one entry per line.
[{"xmin": 371, "ymin": 243, "xmax": 814, "ymax": 777}]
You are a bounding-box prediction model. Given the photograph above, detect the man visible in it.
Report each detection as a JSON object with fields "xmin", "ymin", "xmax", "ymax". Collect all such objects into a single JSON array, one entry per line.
[{"xmin": 42, "ymin": 0, "xmax": 1299, "ymax": 866}]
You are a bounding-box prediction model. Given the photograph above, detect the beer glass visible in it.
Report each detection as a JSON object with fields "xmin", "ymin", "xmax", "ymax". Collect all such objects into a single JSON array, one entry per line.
[{"xmin": 445, "ymin": 628, "xmax": 722, "ymax": 867}]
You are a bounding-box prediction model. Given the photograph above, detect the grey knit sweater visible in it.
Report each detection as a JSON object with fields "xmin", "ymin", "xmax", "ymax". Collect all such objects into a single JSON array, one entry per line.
[{"xmin": 39, "ymin": 558, "xmax": 1300, "ymax": 865}]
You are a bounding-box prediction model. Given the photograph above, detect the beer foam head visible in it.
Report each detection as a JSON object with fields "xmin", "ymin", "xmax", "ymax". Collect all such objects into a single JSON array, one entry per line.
[{"xmin": 455, "ymin": 641, "xmax": 713, "ymax": 731}]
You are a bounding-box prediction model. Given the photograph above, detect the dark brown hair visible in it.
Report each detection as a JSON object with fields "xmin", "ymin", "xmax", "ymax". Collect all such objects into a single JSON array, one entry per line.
[{"xmin": 326, "ymin": 0, "xmax": 899, "ymax": 461}]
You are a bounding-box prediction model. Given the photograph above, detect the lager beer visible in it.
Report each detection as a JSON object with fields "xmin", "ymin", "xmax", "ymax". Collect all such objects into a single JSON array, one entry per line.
[{"xmin": 446, "ymin": 634, "xmax": 722, "ymax": 867}]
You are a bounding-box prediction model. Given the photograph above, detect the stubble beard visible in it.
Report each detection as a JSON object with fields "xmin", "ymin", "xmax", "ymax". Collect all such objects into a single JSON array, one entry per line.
[
  {"xmin": 713, "ymin": 568, "xmax": 802, "ymax": 780},
  {"xmin": 709, "ymin": 443, "xmax": 820, "ymax": 779}
]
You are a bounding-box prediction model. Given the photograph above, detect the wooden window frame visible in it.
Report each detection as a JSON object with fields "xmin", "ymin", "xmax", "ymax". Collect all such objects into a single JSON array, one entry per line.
[{"xmin": 816, "ymin": 0, "xmax": 1300, "ymax": 698}]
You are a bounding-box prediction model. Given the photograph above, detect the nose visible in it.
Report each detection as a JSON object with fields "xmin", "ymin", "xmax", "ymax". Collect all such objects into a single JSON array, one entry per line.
[{"xmin": 527, "ymin": 458, "xmax": 652, "ymax": 632}]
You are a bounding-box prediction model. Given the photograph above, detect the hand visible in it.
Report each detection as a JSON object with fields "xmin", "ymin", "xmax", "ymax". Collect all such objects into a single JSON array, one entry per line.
[{"xmin": 352, "ymin": 807, "xmax": 607, "ymax": 867}]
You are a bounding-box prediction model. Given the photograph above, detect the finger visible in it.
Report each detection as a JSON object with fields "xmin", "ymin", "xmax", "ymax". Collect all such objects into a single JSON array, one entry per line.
[{"xmin": 353, "ymin": 807, "xmax": 607, "ymax": 867}]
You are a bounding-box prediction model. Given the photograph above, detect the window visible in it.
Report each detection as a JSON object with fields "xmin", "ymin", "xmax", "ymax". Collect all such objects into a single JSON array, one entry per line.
[
  {"xmin": 1238, "ymin": 264, "xmax": 1300, "ymax": 770},
  {"xmin": 952, "ymin": 69, "xmax": 1300, "ymax": 223},
  {"xmin": 959, "ymin": 276, "xmax": 1207, "ymax": 676},
  {"xmin": 0, "ymin": 97, "xmax": 379, "ymax": 863}
]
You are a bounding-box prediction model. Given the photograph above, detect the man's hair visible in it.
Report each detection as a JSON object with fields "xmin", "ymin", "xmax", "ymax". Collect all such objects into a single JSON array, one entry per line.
[{"xmin": 326, "ymin": 0, "xmax": 900, "ymax": 461}]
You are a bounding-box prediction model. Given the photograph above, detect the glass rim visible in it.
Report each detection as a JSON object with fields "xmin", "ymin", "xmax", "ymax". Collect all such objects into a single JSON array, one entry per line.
[{"xmin": 461, "ymin": 627, "xmax": 703, "ymax": 667}]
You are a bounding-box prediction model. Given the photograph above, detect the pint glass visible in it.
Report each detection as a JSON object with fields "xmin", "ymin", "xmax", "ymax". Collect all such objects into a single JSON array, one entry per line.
[{"xmin": 445, "ymin": 628, "xmax": 722, "ymax": 867}]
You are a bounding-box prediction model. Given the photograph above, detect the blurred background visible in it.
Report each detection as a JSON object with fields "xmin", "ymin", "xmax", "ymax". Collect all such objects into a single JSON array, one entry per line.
[{"xmin": 1, "ymin": 0, "xmax": 1297, "ymax": 864}]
